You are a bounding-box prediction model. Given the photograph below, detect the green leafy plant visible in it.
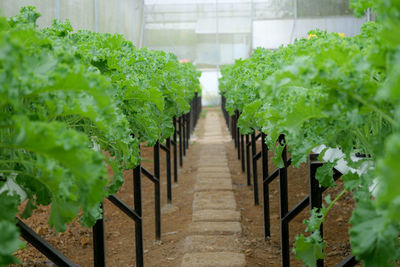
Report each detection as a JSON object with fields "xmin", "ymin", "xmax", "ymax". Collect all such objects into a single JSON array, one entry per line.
[
  {"xmin": 220, "ymin": 1, "xmax": 400, "ymax": 265},
  {"xmin": 0, "ymin": 6, "xmax": 201, "ymax": 265}
]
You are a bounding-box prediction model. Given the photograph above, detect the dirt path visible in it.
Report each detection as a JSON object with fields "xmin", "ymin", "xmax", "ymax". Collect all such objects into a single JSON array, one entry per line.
[{"xmin": 181, "ymin": 110, "xmax": 246, "ymax": 266}]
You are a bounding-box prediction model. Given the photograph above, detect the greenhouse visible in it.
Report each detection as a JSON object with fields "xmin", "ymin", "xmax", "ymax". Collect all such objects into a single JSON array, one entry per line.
[{"xmin": 0, "ymin": 0, "xmax": 399, "ymax": 267}]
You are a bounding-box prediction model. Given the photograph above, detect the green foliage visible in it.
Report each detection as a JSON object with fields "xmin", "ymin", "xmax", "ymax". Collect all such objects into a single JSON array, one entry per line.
[
  {"xmin": 0, "ymin": 6, "xmax": 201, "ymax": 264},
  {"xmin": 294, "ymin": 231, "xmax": 325, "ymax": 267},
  {"xmin": 220, "ymin": 0, "xmax": 400, "ymax": 265}
]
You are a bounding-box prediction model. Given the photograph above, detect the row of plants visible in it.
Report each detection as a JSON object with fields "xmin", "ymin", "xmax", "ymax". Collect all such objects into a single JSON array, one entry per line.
[
  {"xmin": 219, "ymin": 0, "xmax": 399, "ymax": 266},
  {"xmin": 0, "ymin": 7, "xmax": 201, "ymax": 265}
]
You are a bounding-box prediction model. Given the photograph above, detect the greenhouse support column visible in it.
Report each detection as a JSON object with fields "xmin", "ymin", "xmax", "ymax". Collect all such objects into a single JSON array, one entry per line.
[
  {"xmin": 94, "ymin": 0, "xmax": 98, "ymax": 32},
  {"xmin": 216, "ymin": 0, "xmax": 220, "ymax": 69},
  {"xmin": 132, "ymin": 0, "xmax": 137, "ymax": 45},
  {"xmin": 56, "ymin": 0, "xmax": 60, "ymax": 21},
  {"xmin": 117, "ymin": 0, "xmax": 122, "ymax": 34}
]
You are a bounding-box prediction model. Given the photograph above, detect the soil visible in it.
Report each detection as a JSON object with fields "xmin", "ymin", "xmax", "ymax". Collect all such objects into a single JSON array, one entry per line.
[{"xmin": 11, "ymin": 107, "xmax": 358, "ymax": 267}]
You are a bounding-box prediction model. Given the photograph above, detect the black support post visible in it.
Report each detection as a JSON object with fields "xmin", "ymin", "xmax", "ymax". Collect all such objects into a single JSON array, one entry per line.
[
  {"xmin": 261, "ymin": 133, "xmax": 270, "ymax": 238},
  {"xmin": 246, "ymin": 134, "xmax": 251, "ymax": 186},
  {"xmin": 309, "ymin": 154, "xmax": 324, "ymax": 267},
  {"xmin": 133, "ymin": 165, "xmax": 144, "ymax": 267},
  {"xmin": 93, "ymin": 203, "xmax": 105, "ymax": 267},
  {"xmin": 240, "ymin": 133, "xmax": 245, "ymax": 172},
  {"xmin": 173, "ymin": 117, "xmax": 178, "ymax": 183},
  {"xmin": 154, "ymin": 142, "xmax": 161, "ymax": 240},
  {"xmin": 236, "ymin": 111, "xmax": 240, "ymax": 160},
  {"xmin": 279, "ymin": 135, "xmax": 290, "ymax": 267},
  {"xmin": 166, "ymin": 138, "xmax": 172, "ymax": 203},
  {"xmin": 186, "ymin": 113, "xmax": 190, "ymax": 148},
  {"xmin": 251, "ymin": 131, "xmax": 259, "ymax": 205},
  {"xmin": 179, "ymin": 116, "xmax": 183, "ymax": 167},
  {"xmin": 182, "ymin": 115, "xmax": 186, "ymax": 156}
]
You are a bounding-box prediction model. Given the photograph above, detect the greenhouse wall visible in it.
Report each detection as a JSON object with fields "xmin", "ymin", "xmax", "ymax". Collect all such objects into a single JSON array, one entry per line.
[
  {"xmin": 0, "ymin": 0, "xmax": 144, "ymax": 46},
  {"xmin": 253, "ymin": 16, "xmax": 367, "ymax": 49}
]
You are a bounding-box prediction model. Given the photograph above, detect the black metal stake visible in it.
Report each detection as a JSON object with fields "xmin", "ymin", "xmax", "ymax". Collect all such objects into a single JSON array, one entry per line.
[
  {"xmin": 246, "ymin": 134, "xmax": 251, "ymax": 186},
  {"xmin": 166, "ymin": 138, "xmax": 172, "ymax": 203},
  {"xmin": 93, "ymin": 203, "xmax": 105, "ymax": 267},
  {"xmin": 236, "ymin": 111, "xmax": 240, "ymax": 160},
  {"xmin": 252, "ymin": 132, "xmax": 259, "ymax": 205},
  {"xmin": 179, "ymin": 116, "xmax": 183, "ymax": 167},
  {"xmin": 133, "ymin": 165, "xmax": 144, "ymax": 267},
  {"xmin": 154, "ymin": 142, "xmax": 161, "ymax": 240},
  {"xmin": 241, "ymin": 133, "xmax": 245, "ymax": 172},
  {"xmin": 279, "ymin": 135, "xmax": 290, "ymax": 267},
  {"xmin": 232, "ymin": 116, "xmax": 236, "ymax": 144},
  {"xmin": 261, "ymin": 133, "xmax": 270, "ymax": 238},
  {"xmin": 186, "ymin": 113, "xmax": 190, "ymax": 148},
  {"xmin": 309, "ymin": 154, "xmax": 324, "ymax": 267},
  {"xmin": 173, "ymin": 117, "xmax": 178, "ymax": 183},
  {"xmin": 182, "ymin": 116, "xmax": 186, "ymax": 156}
]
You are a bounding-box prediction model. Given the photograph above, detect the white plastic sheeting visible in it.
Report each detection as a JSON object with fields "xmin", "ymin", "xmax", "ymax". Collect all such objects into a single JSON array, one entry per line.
[
  {"xmin": 0, "ymin": 0, "xmax": 144, "ymax": 46},
  {"xmin": 253, "ymin": 16, "xmax": 367, "ymax": 49}
]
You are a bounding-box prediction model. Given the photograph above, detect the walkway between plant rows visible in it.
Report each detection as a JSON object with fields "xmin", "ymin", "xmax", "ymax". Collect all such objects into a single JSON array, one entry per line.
[{"xmin": 181, "ymin": 110, "xmax": 246, "ymax": 267}]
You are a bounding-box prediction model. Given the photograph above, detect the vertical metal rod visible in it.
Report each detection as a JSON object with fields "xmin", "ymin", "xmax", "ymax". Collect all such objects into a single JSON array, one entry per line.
[
  {"xmin": 216, "ymin": 0, "xmax": 220, "ymax": 70},
  {"xmin": 139, "ymin": 0, "xmax": 146, "ymax": 48},
  {"xmin": 246, "ymin": 134, "xmax": 251, "ymax": 186},
  {"xmin": 132, "ymin": 0, "xmax": 138, "ymax": 45},
  {"xmin": 251, "ymin": 132, "xmax": 259, "ymax": 205},
  {"xmin": 236, "ymin": 111, "xmax": 240, "ymax": 160},
  {"xmin": 240, "ymin": 133, "xmax": 245, "ymax": 172},
  {"xmin": 229, "ymin": 115, "xmax": 233, "ymax": 137},
  {"xmin": 367, "ymin": 8, "xmax": 371, "ymax": 22},
  {"xmin": 179, "ymin": 116, "xmax": 183, "ymax": 167},
  {"xmin": 279, "ymin": 135, "xmax": 290, "ymax": 267},
  {"xmin": 173, "ymin": 117, "xmax": 178, "ymax": 182},
  {"xmin": 56, "ymin": 0, "xmax": 60, "ymax": 21},
  {"xmin": 166, "ymin": 138, "xmax": 172, "ymax": 203},
  {"xmin": 309, "ymin": 155, "xmax": 324, "ymax": 267},
  {"xmin": 261, "ymin": 133, "xmax": 270, "ymax": 238},
  {"xmin": 186, "ymin": 113, "xmax": 190, "ymax": 148},
  {"xmin": 117, "ymin": 0, "xmax": 122, "ymax": 34},
  {"xmin": 182, "ymin": 115, "xmax": 186, "ymax": 156},
  {"xmin": 233, "ymin": 116, "xmax": 237, "ymax": 147},
  {"xmin": 94, "ymin": 0, "xmax": 98, "ymax": 32},
  {"xmin": 154, "ymin": 142, "xmax": 161, "ymax": 240},
  {"xmin": 93, "ymin": 203, "xmax": 105, "ymax": 267},
  {"xmin": 133, "ymin": 164, "xmax": 144, "ymax": 267}
]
